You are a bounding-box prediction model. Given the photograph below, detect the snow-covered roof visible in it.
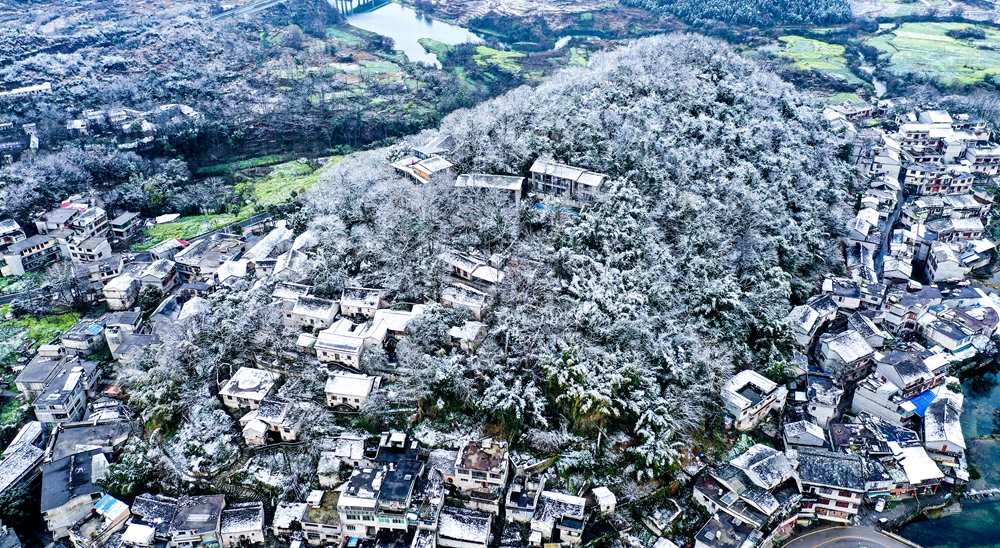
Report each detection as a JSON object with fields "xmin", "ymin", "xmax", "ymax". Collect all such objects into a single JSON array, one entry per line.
[
  {"xmin": 273, "ymin": 282, "xmax": 311, "ymax": 301},
  {"xmin": 273, "ymin": 502, "xmax": 307, "ymax": 530},
  {"xmin": 246, "ymin": 227, "xmax": 292, "ymax": 261},
  {"xmin": 455, "ymin": 174, "xmax": 525, "ymax": 192},
  {"xmin": 327, "ymin": 435, "xmax": 366, "ymax": 462},
  {"xmin": 796, "ymin": 449, "xmax": 864, "ymax": 492},
  {"xmin": 449, "ymin": 321, "xmax": 488, "ymax": 342},
  {"xmin": 293, "ymin": 296, "xmax": 338, "ymax": 318},
  {"xmin": 820, "ymin": 330, "xmax": 874, "ymax": 364},
  {"xmin": 372, "ymin": 308, "xmax": 420, "ymax": 333},
  {"xmin": 442, "ymin": 283, "xmax": 487, "ymax": 308},
  {"xmin": 721, "ymin": 370, "xmax": 778, "ymax": 414},
  {"xmin": 216, "ymin": 259, "xmax": 248, "ymax": 283},
  {"xmin": 784, "ymin": 420, "xmax": 826, "ymax": 447},
  {"xmin": 591, "ymin": 486, "xmax": 615, "ymax": 504},
  {"xmin": 220, "ymin": 367, "xmax": 280, "ymax": 400},
  {"xmin": 730, "ymin": 444, "xmax": 795, "ymax": 490},
  {"xmin": 325, "ymin": 373, "xmax": 379, "ymax": 398},
  {"xmin": 891, "ymin": 443, "xmax": 944, "ymax": 484},
  {"xmin": 438, "ymin": 507, "xmax": 492, "ymax": 544},
  {"xmin": 534, "ymin": 491, "xmax": 585, "ymax": 530},
  {"xmin": 121, "ymin": 523, "xmax": 156, "ymax": 546},
  {"xmin": 220, "ymin": 502, "xmax": 264, "ymax": 534},
  {"xmin": 341, "ymin": 287, "xmax": 384, "ymax": 308},
  {"xmin": 923, "ymin": 398, "xmax": 965, "ymax": 450},
  {"xmin": 0, "ymin": 443, "xmax": 44, "ymax": 493}
]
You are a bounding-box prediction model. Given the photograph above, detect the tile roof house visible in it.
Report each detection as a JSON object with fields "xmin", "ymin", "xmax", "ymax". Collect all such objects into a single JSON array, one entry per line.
[
  {"xmin": 817, "ymin": 330, "xmax": 874, "ymax": 383},
  {"xmin": 922, "ymin": 398, "xmax": 965, "ymax": 463},
  {"xmin": 529, "ymin": 159, "xmax": 608, "ymax": 209},
  {"xmin": 218, "ymin": 367, "xmax": 280, "ymax": 410},
  {"xmin": 325, "ymin": 372, "xmax": 380, "ymax": 410},
  {"xmin": 530, "ymin": 491, "xmax": 586, "ymax": 546},
  {"xmin": 219, "ymin": 502, "xmax": 265, "ymax": 548},
  {"xmin": 238, "ymin": 397, "xmax": 304, "ymax": 445},
  {"xmin": 285, "ymin": 296, "xmax": 340, "ymax": 330},
  {"xmin": 784, "ymin": 294, "xmax": 838, "ymax": 347},
  {"xmin": 721, "ymin": 370, "xmax": 787, "ymax": 431},
  {"xmin": 794, "ymin": 449, "xmax": 865, "ymax": 524},
  {"xmin": 440, "ymin": 251, "xmax": 505, "ymax": 286},
  {"xmin": 340, "ymin": 287, "xmax": 388, "ymax": 318},
  {"xmin": 437, "ymin": 507, "xmax": 492, "ymax": 548}
]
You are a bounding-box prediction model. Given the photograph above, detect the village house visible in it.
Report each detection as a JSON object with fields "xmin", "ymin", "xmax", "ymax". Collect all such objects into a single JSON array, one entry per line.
[
  {"xmin": 694, "ymin": 445, "xmax": 800, "ymax": 531},
  {"xmin": 455, "ymin": 174, "xmax": 526, "ymax": 206},
  {"xmin": 440, "ymin": 251, "xmax": 505, "ymax": 286},
  {"xmin": 1, "ymin": 234, "xmax": 59, "ymax": 276},
  {"xmin": 795, "ymin": 449, "xmax": 865, "ymax": 524},
  {"xmin": 0, "ymin": 422, "xmax": 46, "ymax": 498},
  {"xmin": 61, "ymin": 318, "xmax": 107, "ymax": 356},
  {"xmin": 32, "ymin": 364, "xmax": 91, "ymax": 426},
  {"xmin": 285, "ymin": 296, "xmax": 340, "ymax": 329},
  {"xmin": 692, "ymin": 514, "xmax": 761, "ymax": 548},
  {"xmin": 874, "ymin": 351, "xmax": 947, "ymax": 400},
  {"xmin": 847, "ymin": 208, "xmax": 881, "ymax": 252},
  {"xmin": 449, "ymin": 321, "xmax": 489, "ymax": 352},
  {"xmin": 244, "ymin": 226, "xmax": 293, "ymax": 264},
  {"xmin": 239, "ymin": 397, "xmax": 304, "ymax": 445},
  {"xmin": 373, "ymin": 306, "xmax": 426, "ymax": 340},
  {"xmin": 817, "ymin": 330, "xmax": 874, "ymax": 383},
  {"xmin": 341, "ymin": 287, "xmax": 388, "ymax": 318},
  {"xmin": 529, "ymin": 159, "xmax": 608, "ymax": 209},
  {"xmin": 784, "ymin": 294, "xmax": 838, "ymax": 347},
  {"xmin": 325, "ymin": 372, "xmax": 380, "ymax": 410},
  {"xmin": 318, "ymin": 453, "xmax": 343, "ymax": 488},
  {"xmin": 104, "ymin": 275, "xmax": 140, "ymax": 310},
  {"xmin": 34, "ymin": 207, "xmax": 80, "ymax": 234},
  {"xmin": 68, "ymin": 494, "xmax": 130, "ymax": 548},
  {"xmin": 391, "ymin": 155, "xmax": 455, "ymax": 184},
  {"xmin": 506, "ymin": 472, "xmax": 545, "ymax": 523},
  {"xmin": 530, "ymin": 491, "xmax": 587, "ymax": 546},
  {"xmin": 301, "ymin": 491, "xmax": 342, "ymax": 545},
  {"xmin": 219, "ymin": 367, "xmax": 280, "ymax": 409},
  {"xmin": 412, "ymin": 135, "xmax": 453, "ymax": 159},
  {"xmin": 441, "ymin": 283, "xmax": 489, "ymax": 320},
  {"xmin": 720, "ymin": 370, "xmax": 788, "ymax": 431},
  {"xmin": 168, "ymin": 495, "xmax": 226, "ymax": 548},
  {"xmin": 803, "ymin": 372, "xmax": 843, "ymax": 428},
  {"xmin": 0, "ymin": 522, "xmax": 21, "ymax": 548},
  {"xmin": 314, "ymin": 318, "xmax": 388, "ymax": 368},
  {"xmin": 326, "ymin": 435, "xmax": 371, "ymax": 469},
  {"xmin": 219, "ymin": 502, "xmax": 265, "ymax": 548},
  {"xmin": 69, "ymin": 207, "xmax": 109, "ymax": 239},
  {"xmin": 15, "ymin": 354, "xmax": 70, "ymax": 400},
  {"xmin": 591, "ymin": 487, "xmax": 616, "ymax": 515},
  {"xmin": 40, "ymin": 449, "xmax": 109, "ymax": 538},
  {"xmin": 784, "ymin": 419, "xmax": 827, "ymax": 448},
  {"xmin": 454, "ymin": 438, "xmax": 509, "ymax": 493},
  {"xmin": 148, "ymin": 239, "xmax": 187, "ymax": 262},
  {"xmin": 137, "ymin": 259, "xmax": 179, "ymax": 293},
  {"xmin": 852, "ymin": 376, "xmax": 919, "ymax": 427},
  {"xmin": 922, "ymin": 397, "xmax": 965, "ymax": 465},
  {"xmin": 110, "ymin": 212, "xmax": 142, "ymax": 240},
  {"xmin": 129, "ymin": 493, "xmax": 179, "ymax": 544},
  {"xmin": 438, "ymin": 507, "xmax": 492, "ymax": 548},
  {"xmin": 173, "ymin": 235, "xmax": 245, "ymax": 281},
  {"xmin": 0, "ymin": 219, "xmax": 25, "ymax": 251}
]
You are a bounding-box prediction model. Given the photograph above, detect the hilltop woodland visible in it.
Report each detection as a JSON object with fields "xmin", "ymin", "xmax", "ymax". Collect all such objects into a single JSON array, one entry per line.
[{"xmin": 108, "ymin": 35, "xmax": 856, "ymax": 502}]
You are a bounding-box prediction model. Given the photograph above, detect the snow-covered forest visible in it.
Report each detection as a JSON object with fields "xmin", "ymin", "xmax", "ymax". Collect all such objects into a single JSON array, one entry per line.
[{"xmin": 291, "ymin": 34, "xmax": 855, "ymax": 477}]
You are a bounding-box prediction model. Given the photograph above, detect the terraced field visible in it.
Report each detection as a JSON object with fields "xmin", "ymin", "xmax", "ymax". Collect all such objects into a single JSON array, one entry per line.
[
  {"xmin": 867, "ymin": 22, "xmax": 1000, "ymax": 85},
  {"xmin": 775, "ymin": 36, "xmax": 866, "ymax": 85}
]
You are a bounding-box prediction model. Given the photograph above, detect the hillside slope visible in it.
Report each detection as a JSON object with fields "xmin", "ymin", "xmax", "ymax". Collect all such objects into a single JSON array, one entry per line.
[{"xmin": 304, "ymin": 33, "xmax": 854, "ymax": 476}]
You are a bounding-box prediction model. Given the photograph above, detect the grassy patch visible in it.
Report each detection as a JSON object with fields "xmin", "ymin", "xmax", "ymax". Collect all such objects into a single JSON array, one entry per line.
[
  {"xmin": 419, "ymin": 38, "xmax": 454, "ymax": 63},
  {"xmin": 326, "ymin": 27, "xmax": 364, "ymax": 46},
  {"xmin": 8, "ymin": 310, "xmax": 81, "ymax": 347},
  {"xmin": 827, "ymin": 92, "xmax": 865, "ymax": 105},
  {"xmin": 135, "ymin": 214, "xmax": 242, "ymax": 249},
  {"xmin": 474, "ymin": 46, "xmax": 525, "ymax": 73},
  {"xmin": 242, "ymin": 158, "xmax": 341, "ymax": 208},
  {"xmin": 867, "ymin": 22, "xmax": 1000, "ymax": 85},
  {"xmin": 775, "ymin": 36, "xmax": 865, "ymax": 85},
  {"xmin": 194, "ymin": 155, "xmax": 288, "ymax": 177},
  {"xmin": 0, "ymin": 398, "xmax": 24, "ymax": 427},
  {"xmin": 568, "ymin": 47, "xmax": 588, "ymax": 67}
]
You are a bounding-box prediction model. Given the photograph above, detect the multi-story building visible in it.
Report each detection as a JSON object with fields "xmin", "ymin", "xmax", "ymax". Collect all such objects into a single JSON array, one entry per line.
[
  {"xmin": 453, "ymin": 438, "xmax": 509, "ymax": 493},
  {"xmin": 168, "ymin": 495, "xmax": 226, "ymax": 548},
  {"xmin": 32, "ymin": 365, "xmax": 89, "ymax": 426},
  {"xmin": 796, "ymin": 449, "xmax": 865, "ymax": 524},
  {"xmin": 2, "ymin": 234, "xmax": 59, "ymax": 276},
  {"xmin": 720, "ymin": 370, "xmax": 788, "ymax": 431}
]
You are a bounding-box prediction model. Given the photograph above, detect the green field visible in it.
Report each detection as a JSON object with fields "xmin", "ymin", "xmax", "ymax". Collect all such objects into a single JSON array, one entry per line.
[
  {"xmin": 242, "ymin": 158, "xmax": 342, "ymax": 208},
  {"xmin": 419, "ymin": 38, "xmax": 454, "ymax": 64},
  {"xmin": 473, "ymin": 46, "xmax": 526, "ymax": 73},
  {"xmin": 827, "ymin": 92, "xmax": 865, "ymax": 105},
  {"xmin": 867, "ymin": 22, "xmax": 1000, "ymax": 85},
  {"xmin": 775, "ymin": 36, "xmax": 866, "ymax": 85},
  {"xmin": 195, "ymin": 155, "xmax": 288, "ymax": 177},
  {"xmin": 0, "ymin": 305, "xmax": 81, "ymax": 362},
  {"xmin": 136, "ymin": 214, "xmax": 243, "ymax": 248}
]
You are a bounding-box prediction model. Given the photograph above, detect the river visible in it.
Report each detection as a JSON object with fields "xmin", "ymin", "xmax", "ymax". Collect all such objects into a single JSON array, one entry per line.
[
  {"xmin": 337, "ymin": 1, "xmax": 484, "ymax": 67},
  {"xmin": 857, "ymin": 53, "xmax": 887, "ymax": 98},
  {"xmin": 899, "ymin": 360, "xmax": 1000, "ymax": 548}
]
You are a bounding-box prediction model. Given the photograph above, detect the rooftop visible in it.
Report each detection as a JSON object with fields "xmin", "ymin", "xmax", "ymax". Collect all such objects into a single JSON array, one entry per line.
[
  {"xmin": 220, "ymin": 502, "xmax": 264, "ymax": 534},
  {"xmin": 923, "ymin": 398, "xmax": 965, "ymax": 449},
  {"xmin": 438, "ymin": 507, "xmax": 491, "ymax": 545},
  {"xmin": 170, "ymin": 495, "xmax": 226, "ymax": 535},
  {"xmin": 457, "ymin": 438, "xmax": 508, "ymax": 474},
  {"xmin": 325, "ymin": 372, "xmax": 378, "ymax": 398},
  {"xmin": 795, "ymin": 448, "xmax": 865, "ymax": 492},
  {"xmin": 219, "ymin": 367, "xmax": 280, "ymax": 400},
  {"xmin": 40, "ymin": 449, "xmax": 108, "ymax": 513}
]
